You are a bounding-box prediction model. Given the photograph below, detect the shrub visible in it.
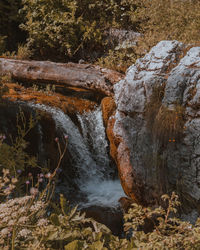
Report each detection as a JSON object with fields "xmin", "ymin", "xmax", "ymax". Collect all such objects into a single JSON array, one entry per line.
[
  {"xmin": 0, "ymin": 107, "xmax": 41, "ymax": 198},
  {"xmin": 0, "ymin": 109, "xmax": 39, "ymax": 178},
  {"xmin": 20, "ymin": 0, "xmax": 138, "ymax": 62}
]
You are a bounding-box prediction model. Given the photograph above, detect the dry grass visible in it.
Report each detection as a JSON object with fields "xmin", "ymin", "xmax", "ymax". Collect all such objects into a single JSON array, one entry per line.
[
  {"xmin": 132, "ymin": 0, "xmax": 200, "ymax": 57},
  {"xmin": 153, "ymin": 105, "xmax": 185, "ymax": 143},
  {"xmin": 145, "ymin": 83, "xmax": 185, "ymax": 144},
  {"xmin": 145, "ymin": 83, "xmax": 165, "ymax": 131},
  {"xmin": 16, "ymin": 44, "xmax": 32, "ymax": 60},
  {"xmin": 1, "ymin": 44, "xmax": 32, "ymax": 60}
]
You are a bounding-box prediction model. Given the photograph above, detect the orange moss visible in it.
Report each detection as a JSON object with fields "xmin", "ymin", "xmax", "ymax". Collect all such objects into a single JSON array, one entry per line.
[
  {"xmin": 3, "ymin": 83, "xmax": 97, "ymax": 115},
  {"xmin": 106, "ymin": 116, "xmax": 118, "ymax": 164},
  {"xmin": 101, "ymin": 97, "xmax": 116, "ymax": 128}
]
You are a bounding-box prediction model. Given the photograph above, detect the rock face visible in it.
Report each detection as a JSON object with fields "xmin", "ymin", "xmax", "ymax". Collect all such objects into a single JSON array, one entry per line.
[{"xmin": 112, "ymin": 40, "xmax": 200, "ymax": 210}]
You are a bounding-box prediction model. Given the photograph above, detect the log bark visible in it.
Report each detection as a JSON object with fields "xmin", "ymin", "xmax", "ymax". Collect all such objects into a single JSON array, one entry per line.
[{"xmin": 0, "ymin": 58, "xmax": 123, "ymax": 96}]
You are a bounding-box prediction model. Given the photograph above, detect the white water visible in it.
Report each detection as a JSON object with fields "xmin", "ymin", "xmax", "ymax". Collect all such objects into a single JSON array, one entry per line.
[{"xmin": 28, "ymin": 103, "xmax": 125, "ymax": 208}]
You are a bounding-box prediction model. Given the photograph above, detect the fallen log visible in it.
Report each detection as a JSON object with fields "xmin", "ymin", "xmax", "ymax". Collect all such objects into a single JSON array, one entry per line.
[{"xmin": 0, "ymin": 58, "xmax": 124, "ymax": 96}]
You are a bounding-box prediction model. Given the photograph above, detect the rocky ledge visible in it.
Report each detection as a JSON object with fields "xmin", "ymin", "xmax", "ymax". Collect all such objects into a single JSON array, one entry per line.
[{"xmin": 111, "ymin": 40, "xmax": 200, "ymax": 212}]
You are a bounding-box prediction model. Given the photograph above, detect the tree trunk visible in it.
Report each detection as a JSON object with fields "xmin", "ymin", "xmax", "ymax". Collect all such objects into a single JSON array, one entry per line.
[{"xmin": 0, "ymin": 58, "xmax": 123, "ymax": 96}]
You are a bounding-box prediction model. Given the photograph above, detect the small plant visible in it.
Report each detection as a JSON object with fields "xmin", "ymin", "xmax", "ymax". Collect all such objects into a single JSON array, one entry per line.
[
  {"xmin": 1, "ymin": 44, "xmax": 32, "ymax": 60},
  {"xmin": 16, "ymin": 44, "xmax": 32, "ymax": 60},
  {"xmin": 32, "ymin": 84, "xmax": 39, "ymax": 92},
  {"xmin": 45, "ymin": 84, "xmax": 56, "ymax": 95},
  {"xmin": 0, "ymin": 73, "xmax": 13, "ymax": 84},
  {"xmin": 0, "ymin": 108, "xmax": 39, "ymax": 182},
  {"xmin": 97, "ymin": 47, "xmax": 137, "ymax": 73},
  {"xmin": 1, "ymin": 50, "xmax": 17, "ymax": 59}
]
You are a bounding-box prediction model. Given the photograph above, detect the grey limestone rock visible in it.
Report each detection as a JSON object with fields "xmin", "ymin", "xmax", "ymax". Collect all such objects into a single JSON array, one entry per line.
[{"xmin": 114, "ymin": 40, "xmax": 200, "ymax": 210}]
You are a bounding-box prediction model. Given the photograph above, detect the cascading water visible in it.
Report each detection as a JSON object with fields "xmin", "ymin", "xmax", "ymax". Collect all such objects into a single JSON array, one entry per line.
[{"xmin": 28, "ymin": 103, "xmax": 125, "ymax": 208}]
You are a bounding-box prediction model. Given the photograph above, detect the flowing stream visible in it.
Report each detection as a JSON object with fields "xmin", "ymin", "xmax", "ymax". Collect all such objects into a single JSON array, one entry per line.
[{"xmin": 28, "ymin": 103, "xmax": 125, "ymax": 208}]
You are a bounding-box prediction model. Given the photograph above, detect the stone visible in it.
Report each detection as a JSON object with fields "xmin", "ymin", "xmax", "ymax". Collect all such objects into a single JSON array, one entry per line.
[
  {"xmin": 101, "ymin": 97, "xmax": 116, "ymax": 128},
  {"xmin": 118, "ymin": 197, "xmax": 133, "ymax": 213},
  {"xmin": 112, "ymin": 40, "xmax": 200, "ymax": 211},
  {"xmin": 106, "ymin": 116, "xmax": 118, "ymax": 164}
]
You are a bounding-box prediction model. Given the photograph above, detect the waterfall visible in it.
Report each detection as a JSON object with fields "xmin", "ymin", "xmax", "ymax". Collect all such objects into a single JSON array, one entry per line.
[
  {"xmin": 77, "ymin": 107, "xmax": 113, "ymax": 177},
  {"xmin": 28, "ymin": 103, "xmax": 125, "ymax": 208}
]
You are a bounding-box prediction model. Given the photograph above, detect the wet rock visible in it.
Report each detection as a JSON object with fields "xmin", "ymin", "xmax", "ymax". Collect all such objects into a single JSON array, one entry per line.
[
  {"xmin": 82, "ymin": 206, "xmax": 123, "ymax": 236},
  {"xmin": 106, "ymin": 116, "xmax": 118, "ymax": 164},
  {"xmin": 113, "ymin": 40, "xmax": 200, "ymax": 210},
  {"xmin": 119, "ymin": 197, "xmax": 133, "ymax": 213},
  {"xmin": 101, "ymin": 97, "xmax": 116, "ymax": 128}
]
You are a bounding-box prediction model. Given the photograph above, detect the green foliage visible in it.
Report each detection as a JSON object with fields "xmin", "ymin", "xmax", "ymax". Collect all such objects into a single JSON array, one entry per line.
[
  {"xmin": 20, "ymin": 0, "xmax": 138, "ymax": 62},
  {"xmin": 1, "ymin": 186, "xmax": 200, "ymax": 249},
  {"xmin": 2, "ymin": 0, "xmax": 200, "ymax": 73}
]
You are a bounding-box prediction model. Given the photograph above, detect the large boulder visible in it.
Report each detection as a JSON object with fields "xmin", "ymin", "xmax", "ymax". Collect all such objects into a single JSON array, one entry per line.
[{"xmin": 112, "ymin": 40, "xmax": 200, "ymax": 210}]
